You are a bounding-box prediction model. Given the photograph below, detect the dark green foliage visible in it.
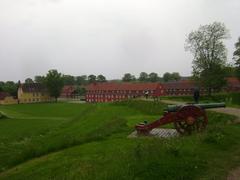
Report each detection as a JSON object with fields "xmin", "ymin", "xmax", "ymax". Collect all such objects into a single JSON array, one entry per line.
[
  {"xmin": 76, "ymin": 75, "xmax": 87, "ymax": 85},
  {"xmin": 148, "ymin": 72, "xmax": 159, "ymax": 82},
  {"xmin": 122, "ymin": 73, "xmax": 136, "ymax": 82},
  {"xmin": 62, "ymin": 75, "xmax": 75, "ymax": 85},
  {"xmin": 163, "ymin": 72, "xmax": 181, "ymax": 82},
  {"xmin": 87, "ymin": 74, "xmax": 97, "ymax": 83},
  {"xmin": 185, "ymin": 22, "xmax": 229, "ymax": 95},
  {"xmin": 34, "ymin": 76, "xmax": 45, "ymax": 83},
  {"xmin": 45, "ymin": 69, "xmax": 64, "ymax": 101},
  {"xmin": 138, "ymin": 72, "xmax": 149, "ymax": 82},
  {"xmin": 233, "ymin": 37, "xmax": 240, "ymax": 79},
  {"xmin": 97, "ymin": 75, "xmax": 107, "ymax": 82},
  {"xmin": 24, "ymin": 78, "xmax": 34, "ymax": 84},
  {"xmin": 1, "ymin": 81, "xmax": 18, "ymax": 96}
]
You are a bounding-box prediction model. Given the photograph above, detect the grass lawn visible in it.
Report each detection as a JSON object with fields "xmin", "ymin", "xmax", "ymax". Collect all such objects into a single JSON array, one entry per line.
[
  {"xmin": 0, "ymin": 101, "xmax": 240, "ymax": 179},
  {"xmin": 161, "ymin": 92, "xmax": 240, "ymax": 108}
]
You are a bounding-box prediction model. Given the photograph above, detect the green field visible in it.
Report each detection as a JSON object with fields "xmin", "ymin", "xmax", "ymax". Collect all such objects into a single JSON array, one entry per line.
[
  {"xmin": 0, "ymin": 101, "xmax": 240, "ymax": 179},
  {"xmin": 161, "ymin": 92, "xmax": 240, "ymax": 107}
]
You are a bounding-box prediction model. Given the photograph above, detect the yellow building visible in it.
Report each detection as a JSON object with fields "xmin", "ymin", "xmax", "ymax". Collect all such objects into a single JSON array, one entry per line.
[
  {"xmin": 18, "ymin": 83, "xmax": 52, "ymax": 104},
  {"xmin": 0, "ymin": 92, "xmax": 18, "ymax": 105}
]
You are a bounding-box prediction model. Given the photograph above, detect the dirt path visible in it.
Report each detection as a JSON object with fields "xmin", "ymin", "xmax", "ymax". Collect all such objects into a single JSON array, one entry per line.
[{"xmin": 161, "ymin": 100, "xmax": 240, "ymax": 180}]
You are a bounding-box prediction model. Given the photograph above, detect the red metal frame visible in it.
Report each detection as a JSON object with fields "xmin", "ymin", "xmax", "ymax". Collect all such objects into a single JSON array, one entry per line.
[{"xmin": 135, "ymin": 105, "xmax": 208, "ymax": 135}]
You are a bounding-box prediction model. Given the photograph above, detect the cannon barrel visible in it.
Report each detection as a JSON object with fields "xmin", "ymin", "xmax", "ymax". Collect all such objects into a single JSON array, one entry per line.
[{"xmin": 166, "ymin": 102, "xmax": 225, "ymax": 112}]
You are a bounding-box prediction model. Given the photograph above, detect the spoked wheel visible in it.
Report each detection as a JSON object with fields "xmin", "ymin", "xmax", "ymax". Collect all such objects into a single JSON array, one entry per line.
[{"xmin": 174, "ymin": 105, "xmax": 208, "ymax": 135}]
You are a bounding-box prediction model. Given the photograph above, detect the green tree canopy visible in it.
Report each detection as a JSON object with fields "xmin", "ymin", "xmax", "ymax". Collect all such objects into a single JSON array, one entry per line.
[
  {"xmin": 122, "ymin": 73, "xmax": 136, "ymax": 82},
  {"xmin": 34, "ymin": 76, "xmax": 45, "ymax": 84},
  {"xmin": 185, "ymin": 22, "xmax": 229, "ymax": 95},
  {"xmin": 97, "ymin": 75, "xmax": 107, "ymax": 82},
  {"xmin": 76, "ymin": 75, "xmax": 87, "ymax": 85},
  {"xmin": 45, "ymin": 70, "xmax": 64, "ymax": 101},
  {"xmin": 88, "ymin": 75, "xmax": 97, "ymax": 84},
  {"xmin": 2, "ymin": 81, "xmax": 18, "ymax": 96},
  {"xmin": 163, "ymin": 72, "xmax": 180, "ymax": 82},
  {"xmin": 62, "ymin": 75, "xmax": 75, "ymax": 85},
  {"xmin": 171, "ymin": 72, "xmax": 181, "ymax": 81},
  {"xmin": 138, "ymin": 72, "xmax": 149, "ymax": 82},
  {"xmin": 148, "ymin": 72, "xmax": 159, "ymax": 82},
  {"xmin": 233, "ymin": 37, "xmax": 240, "ymax": 79},
  {"xmin": 25, "ymin": 78, "xmax": 34, "ymax": 84}
]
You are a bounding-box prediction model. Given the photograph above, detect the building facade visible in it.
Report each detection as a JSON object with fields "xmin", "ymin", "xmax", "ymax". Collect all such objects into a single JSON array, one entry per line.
[
  {"xmin": 18, "ymin": 83, "xmax": 52, "ymax": 104},
  {"xmin": 162, "ymin": 80, "xmax": 205, "ymax": 96},
  {"xmin": 0, "ymin": 92, "xmax": 18, "ymax": 105},
  {"xmin": 86, "ymin": 82, "xmax": 164, "ymax": 102}
]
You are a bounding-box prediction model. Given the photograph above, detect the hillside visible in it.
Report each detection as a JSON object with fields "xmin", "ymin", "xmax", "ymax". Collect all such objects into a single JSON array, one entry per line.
[{"xmin": 0, "ymin": 101, "xmax": 239, "ymax": 179}]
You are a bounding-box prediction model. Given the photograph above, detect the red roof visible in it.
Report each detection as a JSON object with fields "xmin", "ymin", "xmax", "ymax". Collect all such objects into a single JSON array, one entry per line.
[
  {"xmin": 20, "ymin": 83, "xmax": 47, "ymax": 93},
  {"xmin": 163, "ymin": 80, "xmax": 196, "ymax": 89},
  {"xmin": 0, "ymin": 92, "xmax": 10, "ymax": 100},
  {"xmin": 226, "ymin": 77, "xmax": 240, "ymax": 87},
  {"xmin": 86, "ymin": 82, "xmax": 162, "ymax": 91}
]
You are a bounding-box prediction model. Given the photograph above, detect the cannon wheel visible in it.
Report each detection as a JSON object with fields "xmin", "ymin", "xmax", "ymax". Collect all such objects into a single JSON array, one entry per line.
[{"xmin": 174, "ymin": 105, "xmax": 208, "ymax": 135}]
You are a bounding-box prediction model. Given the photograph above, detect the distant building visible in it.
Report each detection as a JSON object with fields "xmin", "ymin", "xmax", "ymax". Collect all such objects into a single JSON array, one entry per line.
[
  {"xmin": 225, "ymin": 77, "xmax": 240, "ymax": 92},
  {"xmin": 0, "ymin": 92, "xmax": 18, "ymax": 105},
  {"xmin": 162, "ymin": 80, "xmax": 205, "ymax": 96},
  {"xmin": 85, "ymin": 82, "xmax": 164, "ymax": 102},
  {"xmin": 60, "ymin": 85, "xmax": 77, "ymax": 98},
  {"xmin": 18, "ymin": 83, "xmax": 52, "ymax": 104}
]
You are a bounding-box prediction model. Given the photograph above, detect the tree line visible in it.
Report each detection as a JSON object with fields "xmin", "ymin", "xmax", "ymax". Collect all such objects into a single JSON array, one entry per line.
[{"xmin": 1, "ymin": 22, "xmax": 240, "ymax": 98}]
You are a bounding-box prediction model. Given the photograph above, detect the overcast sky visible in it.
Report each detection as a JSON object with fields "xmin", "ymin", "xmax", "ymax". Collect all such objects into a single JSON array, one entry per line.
[{"xmin": 0, "ymin": 0, "xmax": 239, "ymax": 81}]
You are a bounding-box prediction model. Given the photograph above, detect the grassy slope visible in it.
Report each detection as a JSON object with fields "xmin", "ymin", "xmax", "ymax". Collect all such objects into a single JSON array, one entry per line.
[{"xmin": 0, "ymin": 101, "xmax": 239, "ymax": 179}]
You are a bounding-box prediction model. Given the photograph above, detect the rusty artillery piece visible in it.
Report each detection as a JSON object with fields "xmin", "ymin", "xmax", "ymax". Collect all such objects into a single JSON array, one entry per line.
[{"xmin": 135, "ymin": 103, "xmax": 225, "ymax": 135}]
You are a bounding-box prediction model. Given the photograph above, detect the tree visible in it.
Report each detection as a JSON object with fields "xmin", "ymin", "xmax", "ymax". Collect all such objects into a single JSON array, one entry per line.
[
  {"xmin": 75, "ymin": 87, "xmax": 86, "ymax": 96},
  {"xmin": 88, "ymin": 75, "xmax": 97, "ymax": 84},
  {"xmin": 0, "ymin": 81, "xmax": 4, "ymax": 92},
  {"xmin": 139, "ymin": 72, "xmax": 148, "ymax": 82},
  {"xmin": 76, "ymin": 75, "xmax": 87, "ymax": 85},
  {"xmin": 185, "ymin": 22, "xmax": 229, "ymax": 95},
  {"xmin": 97, "ymin": 75, "xmax": 107, "ymax": 82},
  {"xmin": 45, "ymin": 70, "xmax": 64, "ymax": 102},
  {"xmin": 171, "ymin": 72, "xmax": 181, "ymax": 81},
  {"xmin": 224, "ymin": 64, "xmax": 236, "ymax": 77},
  {"xmin": 25, "ymin": 78, "xmax": 34, "ymax": 84},
  {"xmin": 62, "ymin": 75, "xmax": 75, "ymax": 85},
  {"xmin": 34, "ymin": 76, "xmax": 45, "ymax": 83},
  {"xmin": 148, "ymin": 72, "xmax": 159, "ymax": 82},
  {"xmin": 163, "ymin": 72, "xmax": 172, "ymax": 82},
  {"xmin": 2, "ymin": 81, "xmax": 18, "ymax": 96},
  {"xmin": 233, "ymin": 37, "xmax": 240, "ymax": 79},
  {"xmin": 122, "ymin": 73, "xmax": 136, "ymax": 82}
]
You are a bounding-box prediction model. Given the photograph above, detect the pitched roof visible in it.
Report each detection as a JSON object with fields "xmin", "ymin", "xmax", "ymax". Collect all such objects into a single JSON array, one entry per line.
[
  {"xmin": 0, "ymin": 92, "xmax": 10, "ymax": 100},
  {"xmin": 86, "ymin": 82, "xmax": 162, "ymax": 91},
  {"xmin": 20, "ymin": 83, "xmax": 47, "ymax": 93},
  {"xmin": 162, "ymin": 80, "xmax": 196, "ymax": 89}
]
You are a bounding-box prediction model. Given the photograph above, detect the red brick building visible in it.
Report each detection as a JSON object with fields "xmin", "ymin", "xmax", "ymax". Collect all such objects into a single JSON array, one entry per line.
[
  {"xmin": 162, "ymin": 80, "xmax": 205, "ymax": 96},
  {"xmin": 86, "ymin": 83, "xmax": 164, "ymax": 102},
  {"xmin": 60, "ymin": 86, "xmax": 76, "ymax": 98},
  {"xmin": 225, "ymin": 77, "xmax": 240, "ymax": 92},
  {"xmin": 85, "ymin": 78, "xmax": 240, "ymax": 103}
]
